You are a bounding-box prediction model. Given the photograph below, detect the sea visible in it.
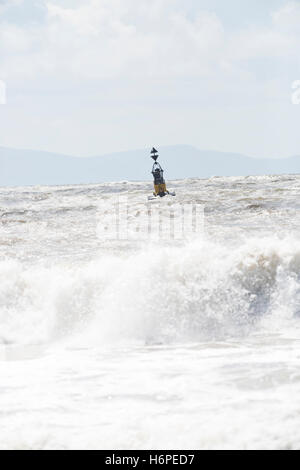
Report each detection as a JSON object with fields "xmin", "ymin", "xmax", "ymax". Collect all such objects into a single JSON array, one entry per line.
[{"xmin": 1, "ymin": 174, "xmax": 300, "ymax": 449}]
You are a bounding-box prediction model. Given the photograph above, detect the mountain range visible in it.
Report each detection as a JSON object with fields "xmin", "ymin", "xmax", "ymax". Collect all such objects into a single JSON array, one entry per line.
[{"xmin": 0, "ymin": 145, "xmax": 299, "ymax": 186}]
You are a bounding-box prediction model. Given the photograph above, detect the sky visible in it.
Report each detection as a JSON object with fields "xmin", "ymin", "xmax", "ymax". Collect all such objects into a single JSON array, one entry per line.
[{"xmin": 0, "ymin": 0, "xmax": 300, "ymax": 158}]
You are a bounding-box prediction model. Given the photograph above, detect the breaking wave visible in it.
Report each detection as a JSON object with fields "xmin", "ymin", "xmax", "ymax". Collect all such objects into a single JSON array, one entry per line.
[{"xmin": 1, "ymin": 236, "xmax": 300, "ymax": 345}]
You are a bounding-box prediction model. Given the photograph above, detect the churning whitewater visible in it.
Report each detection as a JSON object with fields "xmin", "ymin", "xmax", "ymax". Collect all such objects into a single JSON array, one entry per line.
[{"xmin": 1, "ymin": 175, "xmax": 300, "ymax": 449}]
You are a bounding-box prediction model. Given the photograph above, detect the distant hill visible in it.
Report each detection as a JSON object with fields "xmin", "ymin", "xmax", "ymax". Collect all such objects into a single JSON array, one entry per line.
[{"xmin": 0, "ymin": 145, "xmax": 299, "ymax": 187}]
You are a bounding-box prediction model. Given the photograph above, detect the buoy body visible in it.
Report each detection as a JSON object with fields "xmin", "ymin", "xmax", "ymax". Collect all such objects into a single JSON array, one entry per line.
[
  {"xmin": 152, "ymin": 163, "xmax": 168, "ymax": 196},
  {"xmin": 154, "ymin": 182, "xmax": 168, "ymax": 197}
]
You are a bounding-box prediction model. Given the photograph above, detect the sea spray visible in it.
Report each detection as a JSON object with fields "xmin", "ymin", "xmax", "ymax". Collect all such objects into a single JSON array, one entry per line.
[{"xmin": 1, "ymin": 236, "xmax": 300, "ymax": 345}]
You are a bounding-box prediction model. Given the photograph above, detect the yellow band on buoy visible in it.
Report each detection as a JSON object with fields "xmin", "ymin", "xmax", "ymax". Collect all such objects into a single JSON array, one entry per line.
[{"xmin": 154, "ymin": 183, "xmax": 167, "ymax": 195}]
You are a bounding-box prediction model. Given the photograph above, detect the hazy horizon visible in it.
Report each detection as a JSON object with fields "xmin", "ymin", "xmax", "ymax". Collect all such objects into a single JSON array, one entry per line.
[
  {"xmin": 1, "ymin": 142, "xmax": 300, "ymax": 161},
  {"xmin": 2, "ymin": 144, "xmax": 300, "ymax": 187}
]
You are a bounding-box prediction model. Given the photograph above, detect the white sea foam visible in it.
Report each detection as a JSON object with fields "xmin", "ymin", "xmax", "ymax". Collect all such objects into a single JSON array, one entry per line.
[
  {"xmin": 1, "ymin": 236, "xmax": 300, "ymax": 346},
  {"xmin": 1, "ymin": 176, "xmax": 300, "ymax": 449}
]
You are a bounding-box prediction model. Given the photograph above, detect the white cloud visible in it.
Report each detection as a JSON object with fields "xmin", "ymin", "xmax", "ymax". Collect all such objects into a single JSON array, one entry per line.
[
  {"xmin": 0, "ymin": 0, "xmax": 23, "ymax": 13},
  {"xmin": 0, "ymin": 0, "xmax": 298, "ymax": 83},
  {"xmin": 272, "ymin": 1, "xmax": 300, "ymax": 31},
  {"xmin": 0, "ymin": 0, "xmax": 298, "ymax": 82},
  {"xmin": 0, "ymin": 0, "xmax": 227, "ymax": 80},
  {"xmin": 227, "ymin": 28, "xmax": 296, "ymax": 61},
  {"xmin": 0, "ymin": 22, "xmax": 33, "ymax": 52},
  {"xmin": 46, "ymin": 0, "xmax": 136, "ymax": 37},
  {"xmin": 0, "ymin": 0, "xmax": 299, "ymax": 159}
]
